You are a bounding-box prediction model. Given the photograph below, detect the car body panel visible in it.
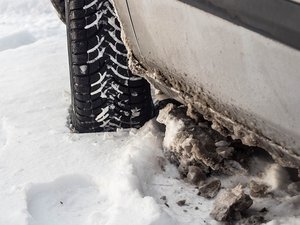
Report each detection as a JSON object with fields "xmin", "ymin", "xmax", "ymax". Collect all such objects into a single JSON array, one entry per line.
[
  {"xmin": 177, "ymin": 0, "xmax": 300, "ymax": 51},
  {"xmin": 114, "ymin": 0, "xmax": 300, "ymax": 168}
]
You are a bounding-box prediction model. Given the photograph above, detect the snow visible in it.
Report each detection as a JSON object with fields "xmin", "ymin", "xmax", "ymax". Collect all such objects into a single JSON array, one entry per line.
[
  {"xmin": 156, "ymin": 104, "xmax": 185, "ymax": 150},
  {"xmin": 0, "ymin": 1, "xmax": 299, "ymax": 225},
  {"xmin": 0, "ymin": 1, "xmax": 215, "ymax": 225},
  {"xmin": 261, "ymin": 164, "xmax": 290, "ymax": 191},
  {"xmin": 291, "ymin": 0, "xmax": 300, "ymax": 4}
]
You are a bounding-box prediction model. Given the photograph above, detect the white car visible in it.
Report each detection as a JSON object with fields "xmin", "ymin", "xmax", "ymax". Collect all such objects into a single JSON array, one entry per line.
[{"xmin": 51, "ymin": 0, "xmax": 300, "ymax": 171}]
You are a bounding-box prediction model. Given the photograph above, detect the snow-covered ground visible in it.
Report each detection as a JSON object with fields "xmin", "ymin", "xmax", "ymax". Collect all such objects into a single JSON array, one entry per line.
[
  {"xmin": 0, "ymin": 1, "xmax": 300, "ymax": 225},
  {"xmin": 0, "ymin": 1, "xmax": 216, "ymax": 225}
]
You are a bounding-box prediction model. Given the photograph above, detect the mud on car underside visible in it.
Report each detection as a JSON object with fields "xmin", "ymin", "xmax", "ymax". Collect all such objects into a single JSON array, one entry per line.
[
  {"xmin": 128, "ymin": 55, "xmax": 300, "ymax": 172},
  {"xmin": 50, "ymin": 0, "xmax": 300, "ymax": 172},
  {"xmin": 113, "ymin": 0, "xmax": 300, "ymax": 172}
]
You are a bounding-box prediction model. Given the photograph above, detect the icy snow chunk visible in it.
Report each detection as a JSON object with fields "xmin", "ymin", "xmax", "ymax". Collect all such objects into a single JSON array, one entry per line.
[
  {"xmin": 157, "ymin": 103, "xmax": 224, "ymax": 170},
  {"xmin": 210, "ymin": 184, "xmax": 253, "ymax": 222},
  {"xmin": 79, "ymin": 65, "xmax": 87, "ymax": 74},
  {"xmin": 249, "ymin": 180, "xmax": 270, "ymax": 198},
  {"xmin": 131, "ymin": 108, "xmax": 141, "ymax": 118},
  {"xmin": 186, "ymin": 166, "xmax": 206, "ymax": 185},
  {"xmin": 198, "ymin": 179, "xmax": 221, "ymax": 199}
]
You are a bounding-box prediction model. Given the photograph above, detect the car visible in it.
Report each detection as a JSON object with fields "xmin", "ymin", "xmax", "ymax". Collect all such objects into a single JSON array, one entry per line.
[{"xmin": 51, "ymin": 0, "xmax": 300, "ymax": 171}]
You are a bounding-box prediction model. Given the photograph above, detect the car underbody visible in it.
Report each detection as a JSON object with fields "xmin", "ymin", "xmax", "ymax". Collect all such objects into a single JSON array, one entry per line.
[
  {"xmin": 113, "ymin": 0, "xmax": 300, "ymax": 172},
  {"xmin": 128, "ymin": 52, "xmax": 300, "ymax": 172},
  {"xmin": 50, "ymin": 0, "xmax": 300, "ymax": 171}
]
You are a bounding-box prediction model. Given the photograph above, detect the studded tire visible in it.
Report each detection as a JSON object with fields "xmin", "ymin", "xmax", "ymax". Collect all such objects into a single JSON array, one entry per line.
[{"xmin": 65, "ymin": 0, "xmax": 154, "ymax": 132}]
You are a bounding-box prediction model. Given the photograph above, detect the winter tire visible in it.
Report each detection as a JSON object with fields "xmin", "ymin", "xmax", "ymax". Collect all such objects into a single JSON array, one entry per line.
[{"xmin": 65, "ymin": 0, "xmax": 154, "ymax": 132}]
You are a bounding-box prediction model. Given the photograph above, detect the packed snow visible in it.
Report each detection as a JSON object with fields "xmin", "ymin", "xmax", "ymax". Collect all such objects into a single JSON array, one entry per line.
[{"xmin": 0, "ymin": 1, "xmax": 300, "ymax": 225}]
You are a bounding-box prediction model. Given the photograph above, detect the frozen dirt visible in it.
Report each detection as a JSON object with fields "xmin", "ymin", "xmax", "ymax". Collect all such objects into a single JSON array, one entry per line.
[{"xmin": 0, "ymin": 0, "xmax": 299, "ymax": 225}]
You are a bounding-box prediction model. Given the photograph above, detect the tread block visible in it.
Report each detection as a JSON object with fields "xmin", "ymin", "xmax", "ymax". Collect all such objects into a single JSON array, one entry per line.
[
  {"xmin": 72, "ymin": 53, "xmax": 88, "ymax": 65},
  {"xmin": 73, "ymin": 75, "xmax": 89, "ymax": 85},
  {"xmin": 74, "ymin": 83, "xmax": 90, "ymax": 93},
  {"xmin": 71, "ymin": 40, "xmax": 87, "ymax": 54},
  {"xmin": 74, "ymin": 92, "xmax": 90, "ymax": 101},
  {"xmin": 86, "ymin": 25, "xmax": 98, "ymax": 39},
  {"xmin": 69, "ymin": 0, "xmax": 85, "ymax": 10},
  {"xmin": 69, "ymin": 9, "xmax": 85, "ymax": 20},
  {"xmin": 70, "ymin": 29, "xmax": 87, "ymax": 41},
  {"xmin": 70, "ymin": 19, "xmax": 86, "ymax": 29}
]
